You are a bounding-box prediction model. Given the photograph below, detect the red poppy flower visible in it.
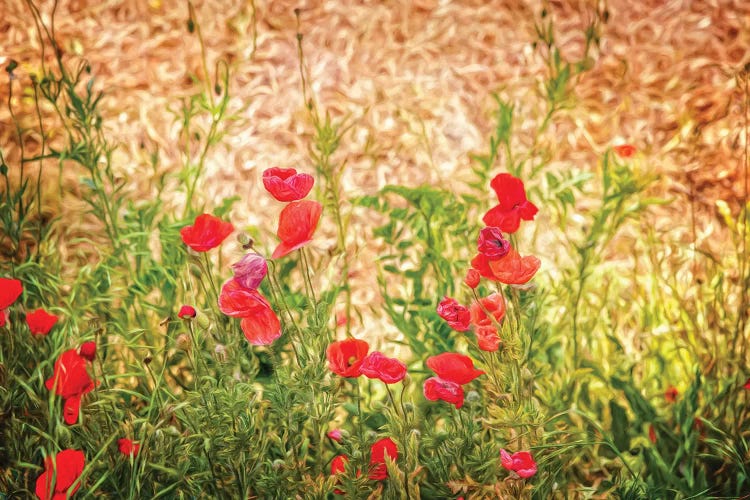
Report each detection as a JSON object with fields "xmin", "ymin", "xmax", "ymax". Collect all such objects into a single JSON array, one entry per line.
[
  {"xmin": 78, "ymin": 342, "xmax": 96, "ymax": 362},
  {"xmin": 239, "ymin": 306, "xmax": 282, "ymax": 345},
  {"xmin": 471, "ymin": 248, "xmax": 541, "ymax": 285},
  {"xmin": 613, "ymin": 144, "xmax": 636, "ymax": 158},
  {"xmin": 436, "ymin": 297, "xmax": 471, "ymax": 332},
  {"xmin": 744, "ymin": 378, "xmax": 750, "ymax": 390},
  {"xmin": 499, "ymin": 449, "xmax": 537, "ymax": 478},
  {"xmin": 477, "ymin": 227, "xmax": 510, "ymax": 260},
  {"xmin": 272, "ymin": 200, "xmax": 323, "ymax": 259},
  {"xmin": 664, "ymin": 386, "xmax": 678, "ymax": 403},
  {"xmin": 218, "ymin": 279, "xmax": 272, "ymax": 318},
  {"xmin": 45, "ymin": 350, "xmax": 95, "ymax": 425},
  {"xmin": 26, "ymin": 309, "xmax": 58, "ymax": 336},
  {"xmin": 423, "ymin": 376, "xmax": 464, "ymax": 408},
  {"xmin": 482, "ymin": 173, "xmax": 538, "ymax": 233},
  {"xmin": 470, "ymin": 293, "xmax": 506, "ymax": 352},
  {"xmin": 118, "ymin": 438, "xmax": 140, "ymax": 458},
  {"xmin": 369, "ymin": 437, "xmax": 398, "ymax": 480},
  {"xmin": 262, "ymin": 167, "xmax": 315, "ymax": 202},
  {"xmin": 232, "ymin": 253, "xmax": 267, "ymax": 289},
  {"xmin": 330, "ymin": 454, "xmax": 350, "ymax": 495},
  {"xmin": 177, "ymin": 305, "xmax": 197, "ymax": 319},
  {"xmin": 0, "ymin": 277, "xmax": 22, "ymax": 309},
  {"xmin": 425, "ymin": 353, "xmax": 484, "ymax": 385},
  {"xmin": 326, "ymin": 338, "xmax": 369, "ymax": 378},
  {"xmin": 180, "ymin": 213, "xmax": 234, "ymax": 252},
  {"xmin": 35, "ymin": 449, "xmax": 85, "ymax": 500},
  {"xmin": 464, "ymin": 268, "xmax": 480, "ymax": 289},
  {"xmin": 360, "ymin": 351, "xmax": 407, "ymax": 384}
]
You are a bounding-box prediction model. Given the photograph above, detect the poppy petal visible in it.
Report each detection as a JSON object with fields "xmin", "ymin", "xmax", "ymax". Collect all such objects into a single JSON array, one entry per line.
[
  {"xmin": 218, "ymin": 279, "xmax": 272, "ymax": 318},
  {"xmin": 0, "ymin": 278, "xmax": 23, "ymax": 309},
  {"xmin": 263, "ymin": 167, "xmax": 315, "ymax": 202},
  {"xmin": 239, "ymin": 306, "xmax": 282, "ymax": 345},
  {"xmin": 272, "ymin": 201, "xmax": 322, "ymax": 259}
]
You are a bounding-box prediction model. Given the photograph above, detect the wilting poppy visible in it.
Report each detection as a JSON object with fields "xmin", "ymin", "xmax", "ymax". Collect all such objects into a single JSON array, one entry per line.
[
  {"xmin": 239, "ymin": 306, "xmax": 282, "ymax": 345},
  {"xmin": 665, "ymin": 386, "xmax": 678, "ymax": 403},
  {"xmin": 423, "ymin": 376, "xmax": 464, "ymax": 408},
  {"xmin": 369, "ymin": 437, "xmax": 398, "ymax": 480},
  {"xmin": 218, "ymin": 279, "xmax": 272, "ymax": 318},
  {"xmin": 470, "ymin": 293, "xmax": 506, "ymax": 352},
  {"xmin": 425, "ymin": 352, "xmax": 484, "ymax": 385},
  {"xmin": 436, "ymin": 297, "xmax": 471, "ymax": 332},
  {"xmin": 464, "ymin": 268, "xmax": 480, "ymax": 289},
  {"xmin": 177, "ymin": 305, "xmax": 196, "ymax": 319},
  {"xmin": 360, "ymin": 352, "xmax": 407, "ymax": 384},
  {"xmin": 471, "ymin": 247, "xmax": 541, "ymax": 285},
  {"xmin": 180, "ymin": 213, "xmax": 234, "ymax": 252},
  {"xmin": 118, "ymin": 438, "xmax": 140, "ymax": 458},
  {"xmin": 78, "ymin": 342, "xmax": 96, "ymax": 362},
  {"xmin": 0, "ymin": 277, "xmax": 23, "ymax": 328},
  {"xmin": 26, "ymin": 309, "xmax": 58, "ymax": 336},
  {"xmin": 613, "ymin": 144, "xmax": 636, "ymax": 158},
  {"xmin": 232, "ymin": 253, "xmax": 268, "ymax": 289},
  {"xmin": 272, "ymin": 200, "xmax": 323, "ymax": 259},
  {"xmin": 45, "ymin": 350, "xmax": 95, "ymax": 425},
  {"xmin": 477, "ymin": 227, "xmax": 510, "ymax": 259},
  {"xmin": 35, "ymin": 449, "xmax": 85, "ymax": 500},
  {"xmin": 327, "ymin": 338, "xmax": 369, "ymax": 378},
  {"xmin": 499, "ymin": 449, "xmax": 537, "ymax": 479},
  {"xmin": 262, "ymin": 167, "xmax": 315, "ymax": 202},
  {"xmin": 482, "ymin": 173, "xmax": 538, "ymax": 233}
]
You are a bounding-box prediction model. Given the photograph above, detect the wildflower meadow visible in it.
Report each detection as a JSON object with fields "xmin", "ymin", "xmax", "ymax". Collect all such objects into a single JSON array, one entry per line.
[{"xmin": 1, "ymin": 1, "xmax": 749, "ymax": 499}]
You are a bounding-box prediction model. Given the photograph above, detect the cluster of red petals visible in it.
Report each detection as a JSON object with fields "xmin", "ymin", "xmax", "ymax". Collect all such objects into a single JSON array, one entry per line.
[
  {"xmin": 664, "ymin": 386, "xmax": 678, "ymax": 403},
  {"xmin": 78, "ymin": 342, "xmax": 96, "ymax": 361},
  {"xmin": 26, "ymin": 309, "xmax": 58, "ymax": 336},
  {"xmin": 272, "ymin": 200, "xmax": 322, "ymax": 259},
  {"xmin": 482, "ymin": 173, "xmax": 538, "ymax": 234},
  {"xmin": 613, "ymin": 144, "xmax": 636, "ymax": 158},
  {"xmin": 360, "ymin": 351, "xmax": 407, "ymax": 384},
  {"xmin": 477, "ymin": 226, "xmax": 510, "ymax": 259},
  {"xmin": 436, "ymin": 297, "xmax": 471, "ymax": 332},
  {"xmin": 326, "ymin": 338, "xmax": 369, "ymax": 378},
  {"xmin": 499, "ymin": 449, "xmax": 537, "ymax": 479},
  {"xmin": 423, "ymin": 377, "xmax": 464, "ymax": 409},
  {"xmin": 177, "ymin": 305, "xmax": 197, "ymax": 319},
  {"xmin": 35, "ymin": 449, "xmax": 85, "ymax": 500},
  {"xmin": 470, "ymin": 293, "xmax": 506, "ymax": 352},
  {"xmin": 45, "ymin": 350, "xmax": 95, "ymax": 425},
  {"xmin": 0, "ymin": 277, "xmax": 23, "ymax": 327},
  {"xmin": 180, "ymin": 213, "xmax": 234, "ymax": 252},
  {"xmin": 218, "ymin": 278, "xmax": 281, "ymax": 345},
  {"xmin": 262, "ymin": 167, "xmax": 315, "ymax": 202},
  {"xmin": 471, "ymin": 247, "xmax": 540, "ymax": 285},
  {"xmin": 426, "ymin": 353, "xmax": 484, "ymax": 385},
  {"xmin": 369, "ymin": 437, "xmax": 398, "ymax": 480},
  {"xmin": 118, "ymin": 438, "xmax": 140, "ymax": 458}
]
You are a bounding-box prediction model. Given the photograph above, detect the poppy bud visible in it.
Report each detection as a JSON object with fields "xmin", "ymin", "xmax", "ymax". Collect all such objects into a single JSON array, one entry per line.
[
  {"xmin": 465, "ymin": 390, "xmax": 480, "ymax": 404},
  {"xmin": 79, "ymin": 341, "xmax": 96, "ymax": 361},
  {"xmin": 232, "ymin": 253, "xmax": 268, "ymax": 290},
  {"xmin": 143, "ymin": 354, "xmax": 153, "ymax": 365},
  {"xmin": 327, "ymin": 429, "xmax": 343, "ymax": 442},
  {"xmin": 464, "ymin": 268, "xmax": 480, "ymax": 289},
  {"xmin": 178, "ymin": 305, "xmax": 197, "ymax": 319},
  {"xmin": 176, "ymin": 334, "xmax": 191, "ymax": 351}
]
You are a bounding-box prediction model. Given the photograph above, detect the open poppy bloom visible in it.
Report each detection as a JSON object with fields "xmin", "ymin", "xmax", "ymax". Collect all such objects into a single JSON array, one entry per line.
[
  {"xmin": 425, "ymin": 352, "xmax": 484, "ymax": 385},
  {"xmin": 471, "ymin": 247, "xmax": 541, "ymax": 285},
  {"xmin": 180, "ymin": 213, "xmax": 234, "ymax": 252},
  {"xmin": 499, "ymin": 449, "xmax": 537, "ymax": 479},
  {"xmin": 26, "ymin": 309, "xmax": 58, "ymax": 336},
  {"xmin": 218, "ymin": 279, "xmax": 281, "ymax": 345},
  {"xmin": 613, "ymin": 144, "xmax": 636, "ymax": 158},
  {"xmin": 262, "ymin": 167, "xmax": 315, "ymax": 202},
  {"xmin": 78, "ymin": 342, "xmax": 96, "ymax": 362},
  {"xmin": 470, "ymin": 293, "xmax": 506, "ymax": 352},
  {"xmin": 232, "ymin": 253, "xmax": 267, "ymax": 289},
  {"xmin": 482, "ymin": 173, "xmax": 538, "ymax": 233},
  {"xmin": 369, "ymin": 437, "xmax": 398, "ymax": 480},
  {"xmin": 360, "ymin": 351, "xmax": 407, "ymax": 384},
  {"xmin": 35, "ymin": 449, "xmax": 85, "ymax": 500},
  {"xmin": 272, "ymin": 200, "xmax": 322, "ymax": 259},
  {"xmin": 46, "ymin": 350, "xmax": 96, "ymax": 425},
  {"xmin": 477, "ymin": 226, "xmax": 510, "ymax": 259},
  {"xmin": 0, "ymin": 277, "xmax": 23, "ymax": 328},
  {"xmin": 423, "ymin": 376, "xmax": 464, "ymax": 408},
  {"xmin": 437, "ymin": 297, "xmax": 471, "ymax": 332},
  {"xmin": 118, "ymin": 438, "xmax": 140, "ymax": 458},
  {"xmin": 326, "ymin": 338, "xmax": 369, "ymax": 378}
]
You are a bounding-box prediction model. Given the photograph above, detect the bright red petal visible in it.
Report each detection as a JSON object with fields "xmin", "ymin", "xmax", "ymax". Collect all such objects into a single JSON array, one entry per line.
[
  {"xmin": 487, "ymin": 249, "xmax": 541, "ymax": 285},
  {"xmin": 482, "ymin": 204, "xmax": 521, "ymax": 233},
  {"xmin": 490, "ymin": 173, "xmax": 527, "ymax": 208},
  {"xmin": 240, "ymin": 306, "xmax": 282, "ymax": 345},
  {"xmin": 26, "ymin": 309, "xmax": 59, "ymax": 336},
  {"xmin": 272, "ymin": 201, "xmax": 322, "ymax": 259},
  {"xmin": 180, "ymin": 214, "xmax": 234, "ymax": 252},
  {"xmin": 425, "ymin": 352, "xmax": 484, "ymax": 385},
  {"xmin": 263, "ymin": 168, "xmax": 315, "ymax": 202},
  {"xmin": 218, "ymin": 279, "xmax": 271, "ymax": 318},
  {"xmin": 0, "ymin": 278, "xmax": 23, "ymax": 309},
  {"xmin": 63, "ymin": 395, "xmax": 82, "ymax": 425}
]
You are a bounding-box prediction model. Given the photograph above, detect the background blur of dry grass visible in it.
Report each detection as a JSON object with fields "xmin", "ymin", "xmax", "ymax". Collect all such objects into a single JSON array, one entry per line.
[{"xmin": 1, "ymin": 0, "xmax": 748, "ymax": 344}]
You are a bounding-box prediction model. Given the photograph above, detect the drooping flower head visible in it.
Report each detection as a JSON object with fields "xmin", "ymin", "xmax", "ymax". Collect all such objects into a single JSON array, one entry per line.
[
  {"xmin": 423, "ymin": 376, "xmax": 464, "ymax": 408},
  {"xmin": 483, "ymin": 173, "xmax": 538, "ymax": 233},
  {"xmin": 436, "ymin": 297, "xmax": 471, "ymax": 332},
  {"xmin": 272, "ymin": 200, "xmax": 323, "ymax": 259},
  {"xmin": 232, "ymin": 253, "xmax": 268, "ymax": 289},
  {"xmin": 359, "ymin": 351, "xmax": 407, "ymax": 384},
  {"xmin": 477, "ymin": 227, "xmax": 510, "ymax": 260},
  {"xmin": 45, "ymin": 350, "xmax": 95, "ymax": 425},
  {"xmin": 26, "ymin": 309, "xmax": 58, "ymax": 336},
  {"xmin": 425, "ymin": 352, "xmax": 484, "ymax": 385},
  {"xmin": 0, "ymin": 277, "xmax": 23, "ymax": 328},
  {"xmin": 464, "ymin": 268, "xmax": 480, "ymax": 289},
  {"xmin": 470, "ymin": 293, "xmax": 506, "ymax": 352},
  {"xmin": 78, "ymin": 342, "xmax": 96, "ymax": 362},
  {"xmin": 118, "ymin": 438, "xmax": 140, "ymax": 458},
  {"xmin": 35, "ymin": 449, "xmax": 85, "ymax": 500},
  {"xmin": 499, "ymin": 449, "xmax": 537, "ymax": 479},
  {"xmin": 369, "ymin": 437, "xmax": 398, "ymax": 480},
  {"xmin": 326, "ymin": 338, "xmax": 369, "ymax": 378},
  {"xmin": 180, "ymin": 214, "xmax": 234, "ymax": 252},
  {"xmin": 262, "ymin": 167, "xmax": 315, "ymax": 202},
  {"xmin": 218, "ymin": 279, "xmax": 281, "ymax": 345},
  {"xmin": 471, "ymin": 247, "xmax": 541, "ymax": 285}
]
